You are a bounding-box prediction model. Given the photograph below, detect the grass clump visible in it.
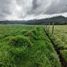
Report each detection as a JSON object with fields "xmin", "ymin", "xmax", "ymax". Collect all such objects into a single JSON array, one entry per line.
[
  {"xmin": 5, "ymin": 35, "xmax": 33, "ymax": 47},
  {"xmin": 60, "ymin": 50, "xmax": 67, "ymax": 62},
  {"xmin": 0, "ymin": 35, "xmax": 33, "ymax": 67},
  {"xmin": 25, "ymin": 27, "xmax": 45, "ymax": 40}
]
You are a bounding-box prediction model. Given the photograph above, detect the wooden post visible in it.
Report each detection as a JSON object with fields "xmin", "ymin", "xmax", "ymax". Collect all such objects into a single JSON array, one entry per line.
[
  {"xmin": 52, "ymin": 22, "xmax": 54, "ymax": 35},
  {"xmin": 45, "ymin": 24, "xmax": 47, "ymax": 32},
  {"xmin": 48, "ymin": 22, "xmax": 50, "ymax": 32}
]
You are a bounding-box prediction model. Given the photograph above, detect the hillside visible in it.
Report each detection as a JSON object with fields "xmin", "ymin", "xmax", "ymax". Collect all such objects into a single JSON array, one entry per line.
[{"xmin": 0, "ymin": 16, "xmax": 67, "ymax": 24}]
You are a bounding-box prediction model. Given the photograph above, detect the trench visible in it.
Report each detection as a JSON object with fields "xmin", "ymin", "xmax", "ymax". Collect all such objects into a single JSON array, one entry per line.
[{"xmin": 45, "ymin": 30, "xmax": 67, "ymax": 67}]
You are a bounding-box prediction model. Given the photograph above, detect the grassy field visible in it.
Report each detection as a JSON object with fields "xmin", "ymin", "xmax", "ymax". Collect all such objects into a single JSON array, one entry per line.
[
  {"xmin": 53, "ymin": 25, "xmax": 67, "ymax": 48},
  {"xmin": 0, "ymin": 24, "xmax": 61, "ymax": 67},
  {"xmin": 48, "ymin": 25, "xmax": 67, "ymax": 63}
]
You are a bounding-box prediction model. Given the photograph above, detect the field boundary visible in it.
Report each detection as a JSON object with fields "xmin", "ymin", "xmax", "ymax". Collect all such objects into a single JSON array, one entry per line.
[{"xmin": 44, "ymin": 29, "xmax": 67, "ymax": 67}]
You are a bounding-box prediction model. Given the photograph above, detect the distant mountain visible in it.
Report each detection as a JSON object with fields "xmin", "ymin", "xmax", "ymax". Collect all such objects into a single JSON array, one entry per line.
[
  {"xmin": 25, "ymin": 15, "xmax": 67, "ymax": 25},
  {"xmin": 0, "ymin": 15, "xmax": 67, "ymax": 25}
]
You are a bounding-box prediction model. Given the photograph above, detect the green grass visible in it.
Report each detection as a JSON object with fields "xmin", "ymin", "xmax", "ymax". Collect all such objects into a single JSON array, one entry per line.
[
  {"xmin": 48, "ymin": 25, "xmax": 67, "ymax": 62},
  {"xmin": 60, "ymin": 50, "xmax": 67, "ymax": 62},
  {"xmin": 0, "ymin": 24, "xmax": 61, "ymax": 67},
  {"xmin": 48, "ymin": 25, "xmax": 67, "ymax": 48}
]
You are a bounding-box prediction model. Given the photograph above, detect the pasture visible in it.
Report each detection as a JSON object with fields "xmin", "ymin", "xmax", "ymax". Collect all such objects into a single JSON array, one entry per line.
[{"xmin": 0, "ymin": 24, "xmax": 67, "ymax": 67}]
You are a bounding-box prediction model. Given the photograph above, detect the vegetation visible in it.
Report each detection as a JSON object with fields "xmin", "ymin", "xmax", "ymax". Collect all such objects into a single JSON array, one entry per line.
[
  {"xmin": 47, "ymin": 25, "xmax": 67, "ymax": 63},
  {"xmin": 0, "ymin": 24, "xmax": 61, "ymax": 67}
]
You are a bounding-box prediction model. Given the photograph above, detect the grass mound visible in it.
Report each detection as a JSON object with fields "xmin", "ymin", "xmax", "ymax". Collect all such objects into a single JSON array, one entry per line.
[
  {"xmin": 0, "ymin": 35, "xmax": 33, "ymax": 67},
  {"xmin": 5, "ymin": 35, "xmax": 33, "ymax": 47}
]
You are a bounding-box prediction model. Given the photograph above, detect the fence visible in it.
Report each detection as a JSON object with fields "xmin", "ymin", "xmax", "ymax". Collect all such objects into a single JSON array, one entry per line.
[{"xmin": 45, "ymin": 22, "xmax": 55, "ymax": 35}]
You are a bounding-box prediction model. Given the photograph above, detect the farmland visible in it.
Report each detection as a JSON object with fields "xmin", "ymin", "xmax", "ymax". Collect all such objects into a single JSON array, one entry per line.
[
  {"xmin": 0, "ymin": 24, "xmax": 61, "ymax": 67},
  {"xmin": 0, "ymin": 24, "xmax": 67, "ymax": 67},
  {"xmin": 52, "ymin": 25, "xmax": 67, "ymax": 49},
  {"xmin": 47, "ymin": 25, "xmax": 67, "ymax": 66}
]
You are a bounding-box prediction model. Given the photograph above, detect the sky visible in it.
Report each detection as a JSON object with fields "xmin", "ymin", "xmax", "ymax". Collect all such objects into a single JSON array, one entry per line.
[{"xmin": 0, "ymin": 0, "xmax": 67, "ymax": 20}]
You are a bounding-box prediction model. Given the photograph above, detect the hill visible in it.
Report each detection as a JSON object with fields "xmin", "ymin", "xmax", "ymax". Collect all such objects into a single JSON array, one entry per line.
[{"xmin": 0, "ymin": 16, "xmax": 67, "ymax": 24}]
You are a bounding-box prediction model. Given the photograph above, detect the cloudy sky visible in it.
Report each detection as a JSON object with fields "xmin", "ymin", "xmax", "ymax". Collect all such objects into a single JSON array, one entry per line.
[{"xmin": 0, "ymin": 0, "xmax": 67, "ymax": 20}]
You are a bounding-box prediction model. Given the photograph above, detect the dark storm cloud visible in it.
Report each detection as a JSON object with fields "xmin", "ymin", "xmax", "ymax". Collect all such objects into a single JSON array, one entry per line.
[
  {"xmin": 31, "ymin": 0, "xmax": 67, "ymax": 15},
  {"xmin": 32, "ymin": 0, "xmax": 38, "ymax": 10},
  {"xmin": 0, "ymin": 0, "xmax": 67, "ymax": 20},
  {"xmin": 45, "ymin": 0, "xmax": 67, "ymax": 14}
]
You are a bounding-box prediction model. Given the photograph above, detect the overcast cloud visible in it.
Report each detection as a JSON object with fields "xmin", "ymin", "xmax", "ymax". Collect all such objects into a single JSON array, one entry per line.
[{"xmin": 0, "ymin": 0, "xmax": 67, "ymax": 20}]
